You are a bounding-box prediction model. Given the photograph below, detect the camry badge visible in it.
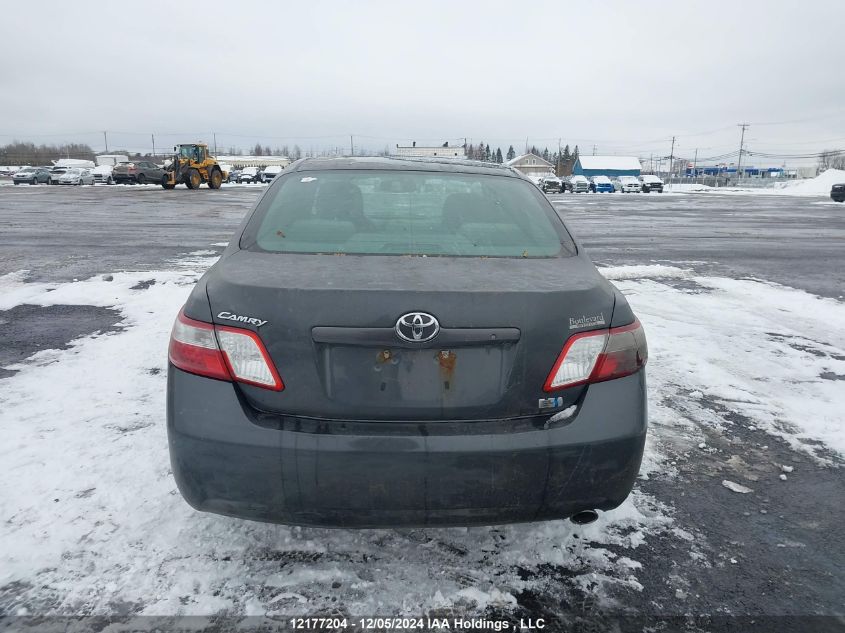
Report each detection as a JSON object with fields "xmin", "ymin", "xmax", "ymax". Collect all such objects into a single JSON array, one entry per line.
[{"xmin": 217, "ymin": 311, "xmax": 268, "ymax": 327}]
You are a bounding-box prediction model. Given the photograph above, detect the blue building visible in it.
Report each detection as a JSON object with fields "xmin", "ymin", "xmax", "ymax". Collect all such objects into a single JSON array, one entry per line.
[
  {"xmin": 572, "ymin": 156, "xmax": 641, "ymax": 178},
  {"xmin": 685, "ymin": 165, "xmax": 785, "ymax": 178}
]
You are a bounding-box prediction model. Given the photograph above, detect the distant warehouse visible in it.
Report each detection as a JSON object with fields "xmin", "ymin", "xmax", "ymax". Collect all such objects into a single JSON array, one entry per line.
[
  {"xmin": 573, "ymin": 156, "xmax": 641, "ymax": 178},
  {"xmin": 393, "ymin": 142, "xmax": 466, "ymax": 159}
]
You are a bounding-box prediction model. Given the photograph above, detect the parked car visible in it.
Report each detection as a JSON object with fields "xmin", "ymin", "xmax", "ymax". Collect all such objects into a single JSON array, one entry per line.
[
  {"xmin": 590, "ymin": 175, "xmax": 614, "ymax": 193},
  {"xmin": 92, "ymin": 165, "xmax": 115, "ymax": 185},
  {"xmin": 1, "ymin": 165, "xmax": 22, "ymax": 176},
  {"xmin": 48, "ymin": 166, "xmax": 70, "ymax": 184},
  {"xmin": 832, "ymin": 183, "xmax": 845, "ymax": 203},
  {"xmin": 614, "ymin": 176, "xmax": 642, "ymax": 193},
  {"xmin": 567, "ymin": 175, "xmax": 590, "ymax": 193},
  {"xmin": 640, "ymin": 174, "xmax": 664, "ymax": 193},
  {"xmin": 57, "ymin": 168, "xmax": 95, "ymax": 185},
  {"xmin": 219, "ymin": 163, "xmax": 234, "ymax": 183},
  {"xmin": 540, "ymin": 174, "xmax": 564, "ymax": 193},
  {"xmin": 237, "ymin": 166, "xmax": 259, "ymax": 183},
  {"xmin": 113, "ymin": 160, "xmax": 166, "ymax": 185},
  {"xmin": 166, "ymin": 156, "xmax": 649, "ymax": 528},
  {"xmin": 12, "ymin": 166, "xmax": 51, "ymax": 185},
  {"xmin": 259, "ymin": 165, "xmax": 284, "ymax": 183},
  {"xmin": 227, "ymin": 168, "xmax": 241, "ymax": 183}
]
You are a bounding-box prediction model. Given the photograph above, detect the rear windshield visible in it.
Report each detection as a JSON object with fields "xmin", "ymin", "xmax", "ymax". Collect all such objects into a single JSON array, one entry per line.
[{"xmin": 241, "ymin": 169, "xmax": 576, "ymax": 257}]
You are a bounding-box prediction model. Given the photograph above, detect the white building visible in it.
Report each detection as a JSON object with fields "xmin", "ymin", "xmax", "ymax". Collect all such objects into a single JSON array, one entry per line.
[
  {"xmin": 392, "ymin": 142, "xmax": 466, "ymax": 159},
  {"xmin": 215, "ymin": 155, "xmax": 292, "ymax": 169},
  {"xmin": 506, "ymin": 153, "xmax": 555, "ymax": 182}
]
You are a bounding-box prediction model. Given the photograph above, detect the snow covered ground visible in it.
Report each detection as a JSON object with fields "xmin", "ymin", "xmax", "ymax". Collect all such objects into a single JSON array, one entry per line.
[{"xmin": 1, "ymin": 247, "xmax": 843, "ymax": 619}]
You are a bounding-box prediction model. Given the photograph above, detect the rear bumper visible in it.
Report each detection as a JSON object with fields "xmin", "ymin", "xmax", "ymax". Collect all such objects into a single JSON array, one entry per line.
[{"xmin": 167, "ymin": 367, "xmax": 647, "ymax": 527}]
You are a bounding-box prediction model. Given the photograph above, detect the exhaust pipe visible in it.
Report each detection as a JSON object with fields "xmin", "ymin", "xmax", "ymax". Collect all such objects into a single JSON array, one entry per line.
[{"xmin": 570, "ymin": 510, "xmax": 599, "ymax": 525}]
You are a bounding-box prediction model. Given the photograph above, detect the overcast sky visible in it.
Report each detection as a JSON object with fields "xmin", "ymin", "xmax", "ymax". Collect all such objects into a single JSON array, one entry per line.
[{"xmin": 1, "ymin": 0, "xmax": 843, "ymax": 164}]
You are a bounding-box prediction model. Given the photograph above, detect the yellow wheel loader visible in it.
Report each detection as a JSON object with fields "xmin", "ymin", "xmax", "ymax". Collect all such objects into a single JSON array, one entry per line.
[{"xmin": 162, "ymin": 143, "xmax": 227, "ymax": 190}]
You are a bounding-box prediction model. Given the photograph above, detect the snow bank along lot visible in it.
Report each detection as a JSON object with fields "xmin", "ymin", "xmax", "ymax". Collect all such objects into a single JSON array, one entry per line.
[
  {"xmin": 1, "ymin": 244, "xmax": 844, "ymax": 620},
  {"xmin": 667, "ymin": 168, "xmax": 845, "ymax": 196}
]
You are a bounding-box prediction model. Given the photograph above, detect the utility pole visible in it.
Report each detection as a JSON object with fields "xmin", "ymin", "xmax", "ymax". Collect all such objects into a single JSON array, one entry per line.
[
  {"xmin": 692, "ymin": 148, "xmax": 698, "ymax": 178},
  {"xmin": 213, "ymin": 132, "xmax": 218, "ymax": 156},
  {"xmin": 736, "ymin": 123, "xmax": 749, "ymax": 181},
  {"xmin": 151, "ymin": 134, "xmax": 156, "ymax": 157},
  {"xmin": 668, "ymin": 136, "xmax": 676, "ymax": 178},
  {"xmin": 103, "ymin": 131, "xmax": 109, "ymax": 153},
  {"xmin": 592, "ymin": 144, "xmax": 597, "ymax": 156},
  {"xmin": 349, "ymin": 135, "xmax": 354, "ymax": 156}
]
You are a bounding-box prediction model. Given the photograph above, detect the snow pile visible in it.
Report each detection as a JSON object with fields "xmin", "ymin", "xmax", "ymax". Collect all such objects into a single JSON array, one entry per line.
[
  {"xmin": 600, "ymin": 264, "xmax": 690, "ymax": 280},
  {"xmin": 605, "ymin": 265, "xmax": 845, "ymax": 458},
  {"xmin": 774, "ymin": 169, "xmax": 845, "ymax": 194},
  {"xmin": 665, "ymin": 183, "xmax": 715, "ymax": 193}
]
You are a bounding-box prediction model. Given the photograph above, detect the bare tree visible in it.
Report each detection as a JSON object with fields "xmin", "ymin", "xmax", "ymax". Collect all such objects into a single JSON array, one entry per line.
[{"xmin": 818, "ymin": 149, "xmax": 845, "ymax": 171}]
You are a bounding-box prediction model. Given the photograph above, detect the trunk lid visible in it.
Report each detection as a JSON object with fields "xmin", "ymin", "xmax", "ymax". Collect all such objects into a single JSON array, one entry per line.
[{"xmin": 206, "ymin": 250, "xmax": 616, "ymax": 421}]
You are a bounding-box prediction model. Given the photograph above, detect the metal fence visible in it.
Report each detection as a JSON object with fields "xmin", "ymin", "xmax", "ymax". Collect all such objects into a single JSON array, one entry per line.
[{"xmin": 665, "ymin": 176, "xmax": 796, "ymax": 188}]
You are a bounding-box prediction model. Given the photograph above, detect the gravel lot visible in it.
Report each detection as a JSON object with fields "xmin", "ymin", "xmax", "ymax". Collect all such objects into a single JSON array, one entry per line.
[{"xmin": 1, "ymin": 183, "xmax": 843, "ymax": 631}]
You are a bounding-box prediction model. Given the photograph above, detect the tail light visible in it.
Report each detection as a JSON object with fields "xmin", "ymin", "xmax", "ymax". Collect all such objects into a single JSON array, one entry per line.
[
  {"xmin": 543, "ymin": 320, "xmax": 647, "ymax": 392},
  {"xmin": 168, "ymin": 310, "xmax": 283, "ymax": 391}
]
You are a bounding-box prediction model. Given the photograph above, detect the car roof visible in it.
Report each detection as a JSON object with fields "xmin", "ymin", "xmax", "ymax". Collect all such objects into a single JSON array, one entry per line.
[{"xmin": 291, "ymin": 156, "xmax": 523, "ymax": 179}]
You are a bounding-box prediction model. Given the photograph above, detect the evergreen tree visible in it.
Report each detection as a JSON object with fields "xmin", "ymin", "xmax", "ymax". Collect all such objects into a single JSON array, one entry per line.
[
  {"xmin": 264, "ymin": 146, "xmax": 272, "ymax": 156},
  {"xmin": 485, "ymin": 144, "xmax": 491, "ymax": 162},
  {"xmin": 292, "ymin": 145, "xmax": 302, "ymax": 160},
  {"xmin": 253, "ymin": 143, "xmax": 263, "ymax": 156},
  {"xmin": 496, "ymin": 147, "xmax": 503, "ymax": 163},
  {"xmin": 506, "ymin": 145, "xmax": 516, "ymax": 161},
  {"xmin": 542, "ymin": 147, "xmax": 550, "ymax": 163},
  {"xmin": 572, "ymin": 145, "xmax": 580, "ymax": 161},
  {"xmin": 562, "ymin": 144, "xmax": 571, "ymax": 162},
  {"xmin": 466, "ymin": 143, "xmax": 475, "ymax": 160}
]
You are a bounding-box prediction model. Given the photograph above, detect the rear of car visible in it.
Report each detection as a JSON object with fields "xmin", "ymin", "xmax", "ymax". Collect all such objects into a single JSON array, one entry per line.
[
  {"xmin": 113, "ymin": 162, "xmax": 139, "ymax": 184},
  {"xmin": 48, "ymin": 166, "xmax": 69, "ymax": 184},
  {"xmin": 167, "ymin": 158, "xmax": 648, "ymax": 527},
  {"xmin": 568, "ymin": 175, "xmax": 590, "ymax": 193},
  {"xmin": 541, "ymin": 174, "xmax": 563, "ymax": 193},
  {"xmin": 591, "ymin": 175, "xmax": 614, "ymax": 193},
  {"xmin": 640, "ymin": 174, "xmax": 664, "ymax": 193},
  {"xmin": 616, "ymin": 176, "xmax": 641, "ymax": 193},
  {"xmin": 831, "ymin": 183, "xmax": 845, "ymax": 202}
]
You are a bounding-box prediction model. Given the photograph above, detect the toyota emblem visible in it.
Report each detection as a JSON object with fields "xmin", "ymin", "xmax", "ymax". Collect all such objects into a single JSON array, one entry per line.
[{"xmin": 395, "ymin": 312, "xmax": 440, "ymax": 342}]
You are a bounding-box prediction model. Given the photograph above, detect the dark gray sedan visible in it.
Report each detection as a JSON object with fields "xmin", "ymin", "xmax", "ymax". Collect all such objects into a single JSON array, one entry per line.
[
  {"xmin": 167, "ymin": 157, "xmax": 648, "ymax": 527},
  {"xmin": 113, "ymin": 160, "xmax": 165, "ymax": 184}
]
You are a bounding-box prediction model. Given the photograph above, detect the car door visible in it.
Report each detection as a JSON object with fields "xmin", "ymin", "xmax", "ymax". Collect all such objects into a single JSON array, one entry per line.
[{"xmin": 146, "ymin": 162, "xmax": 164, "ymax": 181}]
